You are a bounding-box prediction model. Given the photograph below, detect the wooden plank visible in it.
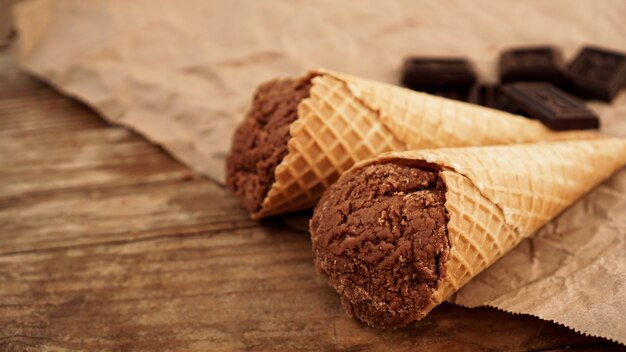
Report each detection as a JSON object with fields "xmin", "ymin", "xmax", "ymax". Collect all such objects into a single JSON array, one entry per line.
[
  {"xmin": 0, "ymin": 179, "xmax": 255, "ymax": 254},
  {"xmin": 0, "ymin": 224, "xmax": 614, "ymax": 352},
  {"xmin": 0, "ymin": 50, "xmax": 54, "ymax": 99},
  {"xmin": 0, "ymin": 97, "xmax": 108, "ymax": 137},
  {"xmin": 0, "ymin": 131, "xmax": 192, "ymax": 199}
]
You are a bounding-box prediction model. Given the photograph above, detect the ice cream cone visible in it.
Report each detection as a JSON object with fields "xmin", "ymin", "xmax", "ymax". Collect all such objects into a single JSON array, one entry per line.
[
  {"xmin": 349, "ymin": 138, "xmax": 626, "ymax": 319},
  {"xmin": 249, "ymin": 69, "xmax": 599, "ymax": 218}
]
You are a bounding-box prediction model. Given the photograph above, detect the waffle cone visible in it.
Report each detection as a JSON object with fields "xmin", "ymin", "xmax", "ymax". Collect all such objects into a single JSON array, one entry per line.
[
  {"xmin": 350, "ymin": 138, "xmax": 626, "ymax": 319},
  {"xmin": 254, "ymin": 69, "xmax": 599, "ymax": 218}
]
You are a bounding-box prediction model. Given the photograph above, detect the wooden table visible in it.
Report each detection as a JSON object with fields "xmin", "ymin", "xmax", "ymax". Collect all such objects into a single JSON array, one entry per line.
[{"xmin": 0, "ymin": 47, "xmax": 622, "ymax": 351}]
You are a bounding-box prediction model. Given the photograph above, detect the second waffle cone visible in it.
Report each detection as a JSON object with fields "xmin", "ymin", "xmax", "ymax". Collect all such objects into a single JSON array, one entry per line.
[{"xmin": 350, "ymin": 138, "xmax": 626, "ymax": 320}]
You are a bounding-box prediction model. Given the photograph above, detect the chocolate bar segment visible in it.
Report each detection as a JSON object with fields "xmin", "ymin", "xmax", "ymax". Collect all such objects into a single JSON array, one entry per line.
[
  {"xmin": 401, "ymin": 58, "xmax": 477, "ymax": 89},
  {"xmin": 423, "ymin": 87, "xmax": 473, "ymax": 102},
  {"xmin": 499, "ymin": 46, "xmax": 567, "ymax": 86},
  {"xmin": 469, "ymin": 84, "xmax": 500, "ymax": 109},
  {"xmin": 568, "ymin": 46, "xmax": 626, "ymax": 102},
  {"xmin": 468, "ymin": 84, "xmax": 521, "ymax": 114},
  {"xmin": 500, "ymin": 83, "xmax": 599, "ymax": 130}
]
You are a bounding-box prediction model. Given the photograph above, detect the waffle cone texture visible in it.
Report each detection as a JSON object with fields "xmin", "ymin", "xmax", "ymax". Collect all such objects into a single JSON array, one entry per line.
[
  {"xmin": 254, "ymin": 69, "xmax": 598, "ymax": 218},
  {"xmin": 343, "ymin": 138, "xmax": 626, "ymax": 321}
]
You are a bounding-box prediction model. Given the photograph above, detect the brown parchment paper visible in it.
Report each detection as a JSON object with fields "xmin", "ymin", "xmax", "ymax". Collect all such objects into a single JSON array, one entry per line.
[{"xmin": 12, "ymin": 0, "xmax": 626, "ymax": 343}]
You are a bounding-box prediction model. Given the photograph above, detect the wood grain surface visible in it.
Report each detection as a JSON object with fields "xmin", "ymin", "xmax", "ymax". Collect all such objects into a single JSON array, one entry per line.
[{"xmin": 0, "ymin": 47, "xmax": 623, "ymax": 352}]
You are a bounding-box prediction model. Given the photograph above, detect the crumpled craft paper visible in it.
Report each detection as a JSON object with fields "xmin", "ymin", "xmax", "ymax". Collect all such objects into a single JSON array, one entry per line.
[{"xmin": 12, "ymin": 0, "xmax": 626, "ymax": 344}]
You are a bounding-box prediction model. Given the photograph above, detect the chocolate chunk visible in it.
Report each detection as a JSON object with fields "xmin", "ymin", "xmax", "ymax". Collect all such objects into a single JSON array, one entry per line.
[
  {"xmin": 499, "ymin": 46, "xmax": 567, "ymax": 86},
  {"xmin": 423, "ymin": 87, "xmax": 473, "ymax": 102},
  {"xmin": 568, "ymin": 46, "xmax": 626, "ymax": 101},
  {"xmin": 495, "ymin": 90, "xmax": 524, "ymax": 115},
  {"xmin": 469, "ymin": 84, "xmax": 500, "ymax": 108},
  {"xmin": 401, "ymin": 58, "xmax": 477, "ymax": 89},
  {"xmin": 401, "ymin": 57, "xmax": 478, "ymax": 102},
  {"xmin": 467, "ymin": 84, "xmax": 521, "ymax": 114},
  {"xmin": 500, "ymin": 83, "xmax": 599, "ymax": 130}
]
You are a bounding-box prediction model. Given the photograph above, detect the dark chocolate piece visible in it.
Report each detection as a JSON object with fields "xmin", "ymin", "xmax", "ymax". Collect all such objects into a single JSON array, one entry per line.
[
  {"xmin": 499, "ymin": 46, "xmax": 567, "ymax": 86},
  {"xmin": 467, "ymin": 84, "xmax": 521, "ymax": 114},
  {"xmin": 423, "ymin": 87, "xmax": 473, "ymax": 102},
  {"xmin": 469, "ymin": 84, "xmax": 500, "ymax": 108},
  {"xmin": 311, "ymin": 163, "xmax": 449, "ymax": 329},
  {"xmin": 401, "ymin": 58, "xmax": 477, "ymax": 89},
  {"xmin": 494, "ymin": 89, "xmax": 524, "ymax": 115},
  {"xmin": 500, "ymin": 83, "xmax": 599, "ymax": 130},
  {"xmin": 568, "ymin": 46, "xmax": 626, "ymax": 102}
]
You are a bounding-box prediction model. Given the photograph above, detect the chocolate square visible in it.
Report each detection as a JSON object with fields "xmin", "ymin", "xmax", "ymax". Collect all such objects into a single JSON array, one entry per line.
[
  {"xmin": 423, "ymin": 87, "xmax": 473, "ymax": 102},
  {"xmin": 401, "ymin": 58, "xmax": 477, "ymax": 90},
  {"xmin": 468, "ymin": 84, "xmax": 521, "ymax": 114},
  {"xmin": 500, "ymin": 82, "xmax": 599, "ymax": 130},
  {"xmin": 469, "ymin": 84, "xmax": 499, "ymax": 109},
  {"xmin": 568, "ymin": 46, "xmax": 626, "ymax": 102},
  {"xmin": 499, "ymin": 46, "xmax": 567, "ymax": 86}
]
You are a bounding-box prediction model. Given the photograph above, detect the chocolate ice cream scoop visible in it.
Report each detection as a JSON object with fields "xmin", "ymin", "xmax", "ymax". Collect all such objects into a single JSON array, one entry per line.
[
  {"xmin": 226, "ymin": 76, "xmax": 313, "ymax": 214},
  {"xmin": 310, "ymin": 163, "xmax": 449, "ymax": 328}
]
